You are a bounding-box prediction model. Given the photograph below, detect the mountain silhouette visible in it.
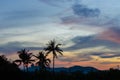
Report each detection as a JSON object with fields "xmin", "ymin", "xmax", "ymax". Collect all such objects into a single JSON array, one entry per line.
[{"xmin": 28, "ymin": 65, "xmax": 98, "ymax": 74}]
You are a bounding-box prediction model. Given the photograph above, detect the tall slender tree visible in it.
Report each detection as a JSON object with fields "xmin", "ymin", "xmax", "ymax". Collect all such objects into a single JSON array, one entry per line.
[
  {"xmin": 33, "ymin": 51, "xmax": 51, "ymax": 72},
  {"xmin": 44, "ymin": 40, "xmax": 63, "ymax": 73},
  {"xmin": 14, "ymin": 49, "xmax": 34, "ymax": 72}
]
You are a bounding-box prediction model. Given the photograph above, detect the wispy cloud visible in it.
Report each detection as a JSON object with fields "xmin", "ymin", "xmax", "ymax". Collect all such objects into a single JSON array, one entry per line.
[
  {"xmin": 0, "ymin": 9, "xmax": 48, "ymax": 28},
  {"xmin": 90, "ymin": 52, "xmax": 120, "ymax": 58},
  {"xmin": 64, "ymin": 35, "xmax": 120, "ymax": 51},
  {"xmin": 39, "ymin": 0, "xmax": 75, "ymax": 8},
  {"xmin": 1, "ymin": 0, "xmax": 120, "ymax": 69},
  {"xmin": 97, "ymin": 27, "xmax": 120, "ymax": 44},
  {"xmin": 0, "ymin": 41, "xmax": 43, "ymax": 54},
  {"xmin": 58, "ymin": 51, "xmax": 93, "ymax": 62}
]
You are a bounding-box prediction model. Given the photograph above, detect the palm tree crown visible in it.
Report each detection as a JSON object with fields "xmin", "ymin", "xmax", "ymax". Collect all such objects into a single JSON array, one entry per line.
[
  {"xmin": 33, "ymin": 51, "xmax": 51, "ymax": 71},
  {"xmin": 14, "ymin": 49, "xmax": 34, "ymax": 72},
  {"xmin": 45, "ymin": 40, "xmax": 63, "ymax": 58}
]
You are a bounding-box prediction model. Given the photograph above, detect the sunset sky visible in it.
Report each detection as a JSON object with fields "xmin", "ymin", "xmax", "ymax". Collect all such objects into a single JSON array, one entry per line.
[{"xmin": 0, "ymin": 0, "xmax": 120, "ymax": 70}]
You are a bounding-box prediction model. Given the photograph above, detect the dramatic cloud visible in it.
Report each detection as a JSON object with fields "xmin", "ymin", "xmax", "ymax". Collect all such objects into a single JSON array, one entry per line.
[
  {"xmin": 60, "ymin": 3, "xmax": 101, "ymax": 26},
  {"xmin": 64, "ymin": 35, "xmax": 120, "ymax": 51},
  {"xmin": 59, "ymin": 52, "xmax": 93, "ymax": 62},
  {"xmin": 1, "ymin": 0, "xmax": 120, "ymax": 70},
  {"xmin": 72, "ymin": 4, "xmax": 100, "ymax": 17},
  {"xmin": 90, "ymin": 52, "xmax": 120, "ymax": 58}
]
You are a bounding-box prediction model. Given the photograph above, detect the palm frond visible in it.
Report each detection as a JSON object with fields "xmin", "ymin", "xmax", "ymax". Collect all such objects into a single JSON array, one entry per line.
[
  {"xmin": 45, "ymin": 50, "xmax": 52, "ymax": 57},
  {"xmin": 57, "ymin": 50, "xmax": 63, "ymax": 55},
  {"xmin": 32, "ymin": 55, "xmax": 38, "ymax": 58},
  {"xmin": 56, "ymin": 48, "xmax": 63, "ymax": 52},
  {"xmin": 29, "ymin": 59, "xmax": 35, "ymax": 62}
]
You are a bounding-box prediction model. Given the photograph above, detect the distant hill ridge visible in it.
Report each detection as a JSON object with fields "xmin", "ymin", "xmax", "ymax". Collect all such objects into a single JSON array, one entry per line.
[{"xmin": 28, "ymin": 65, "xmax": 99, "ymax": 74}]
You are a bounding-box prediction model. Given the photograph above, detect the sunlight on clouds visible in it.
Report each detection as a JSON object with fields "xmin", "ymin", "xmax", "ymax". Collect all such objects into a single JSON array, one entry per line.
[
  {"xmin": 7, "ymin": 53, "xmax": 18, "ymax": 60},
  {"xmin": 0, "ymin": 23, "xmax": 70, "ymax": 44},
  {"xmin": 5, "ymin": 47, "xmax": 120, "ymax": 70},
  {"xmin": 0, "ymin": 0, "xmax": 120, "ymax": 71},
  {"xmin": 93, "ymin": 56, "xmax": 120, "ymax": 63},
  {"xmin": 62, "ymin": 23, "xmax": 104, "ymax": 34},
  {"xmin": 62, "ymin": 51, "xmax": 76, "ymax": 57},
  {"xmin": 0, "ymin": 21, "xmax": 100, "ymax": 47},
  {"xmin": 72, "ymin": 46, "xmax": 111, "ymax": 54}
]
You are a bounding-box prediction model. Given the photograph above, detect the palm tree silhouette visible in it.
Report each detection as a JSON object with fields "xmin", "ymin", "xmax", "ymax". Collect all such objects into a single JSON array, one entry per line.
[
  {"xmin": 14, "ymin": 49, "xmax": 34, "ymax": 72},
  {"xmin": 33, "ymin": 51, "xmax": 51, "ymax": 72},
  {"xmin": 44, "ymin": 40, "xmax": 63, "ymax": 73}
]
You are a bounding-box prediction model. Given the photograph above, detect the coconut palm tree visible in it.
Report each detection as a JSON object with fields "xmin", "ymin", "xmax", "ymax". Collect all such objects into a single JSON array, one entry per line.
[
  {"xmin": 33, "ymin": 51, "xmax": 51, "ymax": 72},
  {"xmin": 14, "ymin": 49, "xmax": 34, "ymax": 72},
  {"xmin": 44, "ymin": 40, "xmax": 63, "ymax": 73}
]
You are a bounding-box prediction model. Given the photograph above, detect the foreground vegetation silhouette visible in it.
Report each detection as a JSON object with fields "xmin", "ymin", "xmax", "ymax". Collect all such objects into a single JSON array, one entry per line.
[
  {"xmin": 14, "ymin": 49, "xmax": 35, "ymax": 72},
  {"xmin": 0, "ymin": 40, "xmax": 120, "ymax": 80},
  {"xmin": 44, "ymin": 40, "xmax": 63, "ymax": 74},
  {"xmin": 33, "ymin": 51, "xmax": 51, "ymax": 72}
]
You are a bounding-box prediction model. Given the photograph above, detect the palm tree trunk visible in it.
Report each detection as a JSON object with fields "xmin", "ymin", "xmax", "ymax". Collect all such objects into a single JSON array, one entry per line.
[
  {"xmin": 39, "ymin": 65, "xmax": 41, "ymax": 72},
  {"xmin": 26, "ymin": 66, "xmax": 28, "ymax": 72},
  {"xmin": 53, "ymin": 50, "xmax": 56, "ymax": 74},
  {"xmin": 23, "ymin": 64, "xmax": 26, "ymax": 72},
  {"xmin": 25, "ymin": 63, "xmax": 29, "ymax": 72},
  {"xmin": 52, "ymin": 55, "xmax": 55, "ymax": 80},
  {"xmin": 53, "ymin": 55, "xmax": 55, "ymax": 74}
]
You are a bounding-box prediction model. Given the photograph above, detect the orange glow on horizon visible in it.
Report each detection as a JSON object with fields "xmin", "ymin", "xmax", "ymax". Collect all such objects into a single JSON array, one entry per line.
[{"xmin": 5, "ymin": 50, "xmax": 120, "ymax": 70}]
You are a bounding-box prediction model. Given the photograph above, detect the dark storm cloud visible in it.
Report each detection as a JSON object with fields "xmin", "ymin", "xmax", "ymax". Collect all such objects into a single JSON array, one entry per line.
[
  {"xmin": 0, "ymin": 41, "xmax": 43, "ymax": 54},
  {"xmin": 72, "ymin": 4, "xmax": 100, "ymax": 17}
]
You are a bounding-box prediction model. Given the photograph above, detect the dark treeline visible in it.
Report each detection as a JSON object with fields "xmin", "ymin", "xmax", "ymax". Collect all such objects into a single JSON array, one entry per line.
[
  {"xmin": 0, "ymin": 56, "xmax": 120, "ymax": 80},
  {"xmin": 0, "ymin": 40, "xmax": 120, "ymax": 80}
]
